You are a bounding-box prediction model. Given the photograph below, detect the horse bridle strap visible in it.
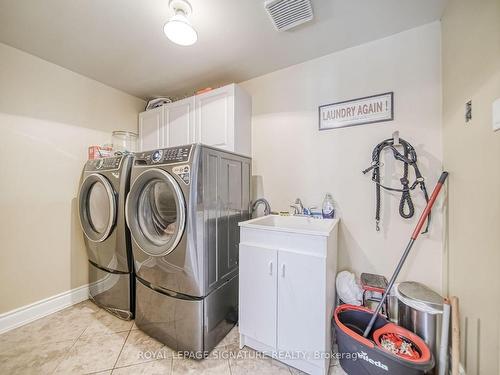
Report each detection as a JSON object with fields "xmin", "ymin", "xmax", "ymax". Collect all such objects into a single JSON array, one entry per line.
[{"xmin": 362, "ymin": 137, "xmax": 430, "ymax": 233}]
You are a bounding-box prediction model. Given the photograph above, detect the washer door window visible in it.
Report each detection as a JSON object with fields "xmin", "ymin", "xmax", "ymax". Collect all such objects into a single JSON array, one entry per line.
[
  {"xmin": 79, "ymin": 174, "xmax": 116, "ymax": 242},
  {"xmin": 127, "ymin": 169, "xmax": 185, "ymax": 256}
]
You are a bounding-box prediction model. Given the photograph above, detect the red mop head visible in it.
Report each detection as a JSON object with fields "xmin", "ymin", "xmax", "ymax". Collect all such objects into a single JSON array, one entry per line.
[{"xmin": 373, "ymin": 323, "xmax": 431, "ymax": 363}]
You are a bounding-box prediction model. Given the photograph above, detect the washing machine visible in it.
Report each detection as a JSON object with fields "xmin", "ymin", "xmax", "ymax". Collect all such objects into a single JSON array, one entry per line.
[
  {"xmin": 125, "ymin": 144, "xmax": 251, "ymax": 353},
  {"xmin": 78, "ymin": 154, "xmax": 135, "ymax": 319}
]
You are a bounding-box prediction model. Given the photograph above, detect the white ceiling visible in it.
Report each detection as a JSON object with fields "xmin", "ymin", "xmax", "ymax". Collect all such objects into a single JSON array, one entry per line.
[{"xmin": 0, "ymin": 0, "xmax": 446, "ymax": 99}]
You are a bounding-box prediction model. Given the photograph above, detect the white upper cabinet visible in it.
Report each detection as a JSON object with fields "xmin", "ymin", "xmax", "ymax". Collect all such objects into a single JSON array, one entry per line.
[
  {"xmin": 138, "ymin": 106, "xmax": 162, "ymax": 151},
  {"xmin": 163, "ymin": 96, "xmax": 195, "ymax": 147},
  {"xmin": 194, "ymin": 85, "xmax": 234, "ymax": 150},
  {"xmin": 138, "ymin": 83, "xmax": 251, "ymax": 155}
]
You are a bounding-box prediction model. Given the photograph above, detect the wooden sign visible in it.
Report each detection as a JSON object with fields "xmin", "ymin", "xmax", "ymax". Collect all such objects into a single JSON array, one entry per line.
[{"xmin": 319, "ymin": 92, "xmax": 394, "ymax": 130}]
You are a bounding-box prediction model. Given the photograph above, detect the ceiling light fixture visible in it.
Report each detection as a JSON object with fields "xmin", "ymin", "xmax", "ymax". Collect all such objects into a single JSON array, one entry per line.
[{"xmin": 164, "ymin": 0, "xmax": 198, "ymax": 46}]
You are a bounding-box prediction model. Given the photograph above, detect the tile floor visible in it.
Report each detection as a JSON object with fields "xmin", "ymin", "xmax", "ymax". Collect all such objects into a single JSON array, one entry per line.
[{"xmin": 0, "ymin": 300, "xmax": 347, "ymax": 375}]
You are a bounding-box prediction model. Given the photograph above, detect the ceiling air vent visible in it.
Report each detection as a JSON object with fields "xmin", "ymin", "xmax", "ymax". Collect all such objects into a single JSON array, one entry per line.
[{"xmin": 264, "ymin": 0, "xmax": 314, "ymax": 32}]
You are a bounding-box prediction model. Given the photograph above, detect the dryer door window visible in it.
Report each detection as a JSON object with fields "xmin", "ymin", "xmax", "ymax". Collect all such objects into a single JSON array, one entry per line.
[
  {"xmin": 78, "ymin": 174, "xmax": 117, "ymax": 242},
  {"xmin": 126, "ymin": 169, "xmax": 186, "ymax": 256},
  {"xmin": 88, "ymin": 182, "xmax": 111, "ymax": 233}
]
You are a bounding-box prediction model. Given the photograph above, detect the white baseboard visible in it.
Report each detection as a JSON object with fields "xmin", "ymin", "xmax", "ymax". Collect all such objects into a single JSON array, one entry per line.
[{"xmin": 0, "ymin": 284, "xmax": 89, "ymax": 335}]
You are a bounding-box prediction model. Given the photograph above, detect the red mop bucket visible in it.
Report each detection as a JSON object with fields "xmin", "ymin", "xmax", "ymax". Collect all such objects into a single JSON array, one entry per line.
[
  {"xmin": 333, "ymin": 305, "xmax": 434, "ymax": 374},
  {"xmin": 333, "ymin": 172, "xmax": 448, "ymax": 374}
]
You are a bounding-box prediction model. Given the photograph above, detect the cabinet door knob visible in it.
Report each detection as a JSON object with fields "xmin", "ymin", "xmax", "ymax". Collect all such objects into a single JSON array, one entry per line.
[
  {"xmin": 281, "ymin": 264, "xmax": 286, "ymax": 277},
  {"xmin": 269, "ymin": 261, "xmax": 273, "ymax": 275}
]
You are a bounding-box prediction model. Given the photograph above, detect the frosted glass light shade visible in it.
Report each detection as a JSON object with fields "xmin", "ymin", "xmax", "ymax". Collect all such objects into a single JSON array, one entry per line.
[{"xmin": 164, "ymin": 13, "xmax": 197, "ymax": 46}]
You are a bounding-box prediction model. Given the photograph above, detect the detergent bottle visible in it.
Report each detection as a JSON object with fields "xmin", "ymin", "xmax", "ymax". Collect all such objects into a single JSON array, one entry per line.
[{"xmin": 322, "ymin": 193, "xmax": 335, "ymax": 219}]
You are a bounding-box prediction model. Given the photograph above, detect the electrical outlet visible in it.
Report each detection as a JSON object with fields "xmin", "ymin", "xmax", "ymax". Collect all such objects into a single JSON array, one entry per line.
[{"xmin": 465, "ymin": 101, "xmax": 472, "ymax": 123}]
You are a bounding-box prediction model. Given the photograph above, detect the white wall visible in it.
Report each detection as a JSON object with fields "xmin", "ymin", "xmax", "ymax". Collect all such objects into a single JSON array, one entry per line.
[
  {"xmin": 241, "ymin": 22, "xmax": 444, "ymax": 291},
  {"xmin": 442, "ymin": 1, "xmax": 500, "ymax": 373},
  {"xmin": 0, "ymin": 43, "xmax": 145, "ymax": 313}
]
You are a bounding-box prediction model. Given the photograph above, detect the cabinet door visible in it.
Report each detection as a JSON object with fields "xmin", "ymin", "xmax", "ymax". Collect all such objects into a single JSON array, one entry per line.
[
  {"xmin": 194, "ymin": 85, "xmax": 234, "ymax": 151},
  {"xmin": 277, "ymin": 251, "xmax": 325, "ymax": 355},
  {"xmin": 163, "ymin": 97, "xmax": 195, "ymax": 147},
  {"xmin": 239, "ymin": 244, "xmax": 277, "ymax": 348},
  {"xmin": 218, "ymin": 157, "xmax": 243, "ymax": 277},
  {"xmin": 138, "ymin": 107, "xmax": 162, "ymax": 151}
]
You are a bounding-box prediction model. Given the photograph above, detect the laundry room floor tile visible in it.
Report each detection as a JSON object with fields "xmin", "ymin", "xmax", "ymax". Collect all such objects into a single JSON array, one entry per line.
[
  {"xmin": 288, "ymin": 366, "xmax": 347, "ymax": 375},
  {"xmin": 172, "ymin": 356, "xmax": 231, "ymax": 375},
  {"xmin": 0, "ymin": 300, "xmax": 347, "ymax": 375},
  {"xmin": 215, "ymin": 325, "xmax": 239, "ymax": 348},
  {"xmin": 229, "ymin": 355, "xmax": 293, "ymax": 375},
  {"xmin": 287, "ymin": 363, "xmax": 347, "ymax": 375},
  {"xmin": 53, "ymin": 331, "xmax": 128, "ymax": 374},
  {"xmin": 0, "ymin": 300, "xmax": 98, "ymax": 353},
  {"xmin": 81, "ymin": 309, "xmax": 134, "ymax": 337},
  {"xmin": 0, "ymin": 339, "xmax": 75, "ymax": 374},
  {"xmin": 228, "ymin": 342, "xmax": 293, "ymax": 375},
  {"xmin": 115, "ymin": 328, "xmax": 172, "ymax": 368},
  {"xmin": 112, "ymin": 359, "xmax": 173, "ymax": 374}
]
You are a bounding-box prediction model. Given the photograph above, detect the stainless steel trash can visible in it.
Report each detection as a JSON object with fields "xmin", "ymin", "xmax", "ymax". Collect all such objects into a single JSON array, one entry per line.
[{"xmin": 397, "ymin": 282, "xmax": 443, "ymax": 374}]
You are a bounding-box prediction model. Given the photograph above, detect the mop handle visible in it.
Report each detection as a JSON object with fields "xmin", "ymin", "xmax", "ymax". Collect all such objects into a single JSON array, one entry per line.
[
  {"xmin": 411, "ymin": 171, "xmax": 449, "ymax": 240},
  {"xmin": 363, "ymin": 171, "xmax": 449, "ymax": 338}
]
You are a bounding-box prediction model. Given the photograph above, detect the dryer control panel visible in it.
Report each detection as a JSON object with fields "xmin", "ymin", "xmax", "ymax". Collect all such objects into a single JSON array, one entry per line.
[
  {"xmin": 136, "ymin": 145, "xmax": 192, "ymax": 165},
  {"xmin": 85, "ymin": 156, "xmax": 123, "ymax": 171}
]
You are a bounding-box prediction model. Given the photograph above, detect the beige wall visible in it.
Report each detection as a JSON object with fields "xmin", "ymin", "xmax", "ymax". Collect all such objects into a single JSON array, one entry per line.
[
  {"xmin": 0, "ymin": 43, "xmax": 145, "ymax": 313},
  {"xmin": 241, "ymin": 23, "xmax": 444, "ymax": 291},
  {"xmin": 442, "ymin": 1, "xmax": 500, "ymax": 374}
]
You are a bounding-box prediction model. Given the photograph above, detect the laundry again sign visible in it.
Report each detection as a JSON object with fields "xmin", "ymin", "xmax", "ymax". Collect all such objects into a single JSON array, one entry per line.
[{"xmin": 319, "ymin": 92, "xmax": 393, "ymax": 130}]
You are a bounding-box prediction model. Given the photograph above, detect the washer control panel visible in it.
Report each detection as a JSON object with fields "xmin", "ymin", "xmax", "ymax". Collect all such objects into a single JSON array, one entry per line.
[
  {"xmin": 86, "ymin": 156, "xmax": 123, "ymax": 171},
  {"xmin": 136, "ymin": 145, "xmax": 192, "ymax": 165}
]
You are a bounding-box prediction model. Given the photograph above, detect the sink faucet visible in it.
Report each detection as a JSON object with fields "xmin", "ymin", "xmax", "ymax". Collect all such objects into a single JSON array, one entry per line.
[
  {"xmin": 251, "ymin": 198, "xmax": 271, "ymax": 217},
  {"xmin": 290, "ymin": 198, "xmax": 304, "ymax": 215}
]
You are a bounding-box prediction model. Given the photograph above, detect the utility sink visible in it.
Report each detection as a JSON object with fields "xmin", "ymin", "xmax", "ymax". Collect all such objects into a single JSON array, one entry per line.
[
  {"xmin": 238, "ymin": 214, "xmax": 339, "ymax": 375},
  {"xmin": 239, "ymin": 214, "xmax": 338, "ymax": 236}
]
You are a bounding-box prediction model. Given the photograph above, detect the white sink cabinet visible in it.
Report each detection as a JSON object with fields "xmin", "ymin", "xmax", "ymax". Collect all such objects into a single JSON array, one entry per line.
[{"xmin": 238, "ymin": 215, "xmax": 339, "ymax": 375}]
